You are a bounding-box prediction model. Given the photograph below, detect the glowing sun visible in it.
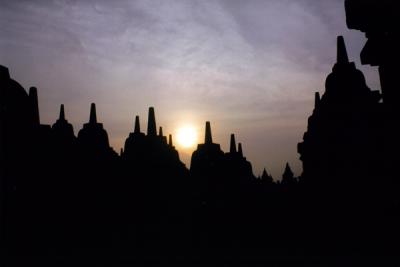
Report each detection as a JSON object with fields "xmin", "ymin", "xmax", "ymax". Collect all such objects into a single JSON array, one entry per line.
[{"xmin": 176, "ymin": 126, "xmax": 198, "ymax": 148}]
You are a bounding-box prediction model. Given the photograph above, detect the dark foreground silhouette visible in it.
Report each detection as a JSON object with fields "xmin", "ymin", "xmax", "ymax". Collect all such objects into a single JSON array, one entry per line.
[{"xmin": 1, "ymin": 1, "xmax": 400, "ymax": 265}]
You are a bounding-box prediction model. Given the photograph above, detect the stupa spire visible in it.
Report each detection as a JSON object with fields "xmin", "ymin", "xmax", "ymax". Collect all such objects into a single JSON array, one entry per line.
[
  {"xmin": 230, "ymin": 134, "xmax": 237, "ymax": 153},
  {"xmin": 134, "ymin": 115, "xmax": 140, "ymax": 133},
  {"xmin": 285, "ymin": 162, "xmax": 291, "ymax": 169},
  {"xmin": 169, "ymin": 134, "xmax": 173, "ymax": 146},
  {"xmin": 147, "ymin": 107, "xmax": 157, "ymax": 136},
  {"xmin": 59, "ymin": 104, "xmax": 65, "ymax": 120},
  {"xmin": 337, "ymin": 36, "xmax": 349, "ymax": 64},
  {"xmin": 283, "ymin": 162, "xmax": 294, "ymax": 177},
  {"xmin": 262, "ymin": 168, "xmax": 268, "ymax": 177},
  {"xmin": 89, "ymin": 103, "xmax": 97, "ymax": 124},
  {"xmin": 205, "ymin": 121, "xmax": 213, "ymax": 144},
  {"xmin": 238, "ymin": 143, "xmax": 243, "ymax": 157}
]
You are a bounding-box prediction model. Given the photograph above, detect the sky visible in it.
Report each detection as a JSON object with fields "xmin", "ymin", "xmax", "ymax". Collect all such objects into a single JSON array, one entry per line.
[{"xmin": 0, "ymin": 0, "xmax": 380, "ymax": 178}]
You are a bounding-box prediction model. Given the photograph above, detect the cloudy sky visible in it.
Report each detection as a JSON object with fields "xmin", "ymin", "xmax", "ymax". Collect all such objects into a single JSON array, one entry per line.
[{"xmin": 0, "ymin": 0, "xmax": 380, "ymax": 178}]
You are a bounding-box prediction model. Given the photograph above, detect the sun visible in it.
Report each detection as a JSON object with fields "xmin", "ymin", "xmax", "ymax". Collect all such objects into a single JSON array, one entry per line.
[{"xmin": 176, "ymin": 125, "xmax": 198, "ymax": 148}]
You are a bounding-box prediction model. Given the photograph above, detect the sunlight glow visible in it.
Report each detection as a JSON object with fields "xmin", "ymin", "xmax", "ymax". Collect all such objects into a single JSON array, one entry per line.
[{"xmin": 176, "ymin": 126, "xmax": 198, "ymax": 148}]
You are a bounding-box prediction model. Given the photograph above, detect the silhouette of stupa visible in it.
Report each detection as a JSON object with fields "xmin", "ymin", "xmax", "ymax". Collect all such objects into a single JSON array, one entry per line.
[
  {"xmin": 224, "ymin": 134, "xmax": 254, "ymax": 180},
  {"xmin": 29, "ymin": 86, "xmax": 53, "ymax": 144},
  {"xmin": 123, "ymin": 115, "xmax": 146, "ymax": 160},
  {"xmin": 229, "ymin": 134, "xmax": 237, "ymax": 154},
  {"xmin": 190, "ymin": 121, "xmax": 224, "ymax": 175},
  {"xmin": 298, "ymin": 36, "xmax": 382, "ymax": 185},
  {"xmin": 123, "ymin": 107, "xmax": 183, "ymax": 171},
  {"xmin": 52, "ymin": 104, "xmax": 75, "ymax": 143},
  {"xmin": 159, "ymin": 126, "xmax": 167, "ymax": 144},
  {"xmin": 77, "ymin": 103, "xmax": 114, "ymax": 158},
  {"xmin": 261, "ymin": 168, "xmax": 273, "ymax": 184},
  {"xmin": 168, "ymin": 134, "xmax": 174, "ymax": 148},
  {"xmin": 147, "ymin": 107, "xmax": 157, "ymax": 137},
  {"xmin": 281, "ymin": 163, "xmax": 296, "ymax": 185}
]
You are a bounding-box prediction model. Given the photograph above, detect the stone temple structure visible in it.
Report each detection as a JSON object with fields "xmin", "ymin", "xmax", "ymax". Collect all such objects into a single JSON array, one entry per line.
[
  {"xmin": 298, "ymin": 36, "xmax": 382, "ymax": 188},
  {"xmin": 122, "ymin": 107, "xmax": 183, "ymax": 173},
  {"xmin": 190, "ymin": 121, "xmax": 224, "ymax": 176},
  {"xmin": 52, "ymin": 104, "xmax": 75, "ymax": 145},
  {"xmin": 77, "ymin": 103, "xmax": 116, "ymax": 159},
  {"xmin": 224, "ymin": 134, "xmax": 254, "ymax": 181}
]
